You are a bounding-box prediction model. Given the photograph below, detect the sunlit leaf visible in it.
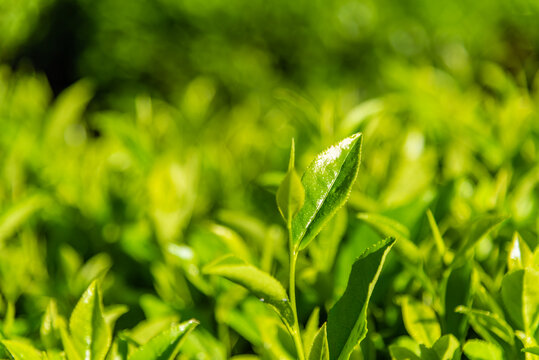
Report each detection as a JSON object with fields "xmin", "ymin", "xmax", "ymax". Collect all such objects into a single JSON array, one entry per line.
[
  {"xmin": 128, "ymin": 320, "xmax": 198, "ymax": 360},
  {"xmin": 463, "ymin": 340, "xmax": 503, "ymax": 360},
  {"xmin": 401, "ymin": 297, "xmax": 440, "ymax": 347},
  {"xmin": 203, "ymin": 255, "xmax": 294, "ymax": 327},
  {"xmin": 507, "ymin": 232, "xmax": 533, "ymax": 271},
  {"xmin": 292, "ymin": 133, "xmax": 362, "ymax": 251},
  {"xmin": 501, "ymin": 268, "xmax": 539, "ymax": 335},
  {"xmin": 1, "ymin": 340, "xmax": 44, "ymax": 360},
  {"xmin": 68, "ymin": 280, "xmax": 111, "ymax": 360}
]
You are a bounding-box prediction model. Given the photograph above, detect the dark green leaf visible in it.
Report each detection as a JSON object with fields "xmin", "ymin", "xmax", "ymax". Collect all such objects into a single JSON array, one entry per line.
[
  {"xmin": 522, "ymin": 347, "xmax": 539, "ymax": 355},
  {"xmin": 292, "ymin": 133, "xmax": 362, "ymax": 251},
  {"xmin": 128, "ymin": 320, "xmax": 198, "ymax": 360},
  {"xmin": 455, "ymin": 306, "xmax": 514, "ymax": 346},
  {"xmin": 203, "ymin": 255, "xmax": 294, "ymax": 327},
  {"xmin": 443, "ymin": 262, "xmax": 473, "ymax": 340},
  {"xmin": 327, "ymin": 237, "xmax": 395, "ymax": 360}
]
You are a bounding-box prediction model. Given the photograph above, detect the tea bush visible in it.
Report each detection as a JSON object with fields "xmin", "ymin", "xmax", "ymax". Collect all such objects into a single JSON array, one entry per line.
[{"xmin": 0, "ymin": 0, "xmax": 539, "ymax": 359}]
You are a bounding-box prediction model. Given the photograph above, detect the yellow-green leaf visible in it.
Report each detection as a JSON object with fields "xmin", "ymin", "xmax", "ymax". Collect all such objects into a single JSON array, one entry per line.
[
  {"xmin": 128, "ymin": 320, "xmax": 198, "ymax": 360},
  {"xmin": 68, "ymin": 280, "xmax": 111, "ymax": 360},
  {"xmin": 277, "ymin": 139, "xmax": 305, "ymax": 225},
  {"xmin": 401, "ymin": 297, "xmax": 440, "ymax": 347},
  {"xmin": 292, "ymin": 133, "xmax": 362, "ymax": 251},
  {"xmin": 203, "ymin": 255, "xmax": 294, "ymax": 327}
]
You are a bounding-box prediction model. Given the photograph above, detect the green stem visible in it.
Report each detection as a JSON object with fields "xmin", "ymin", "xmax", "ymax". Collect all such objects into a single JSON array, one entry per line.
[
  {"xmin": 4, "ymin": 300, "xmax": 15, "ymax": 335},
  {"xmin": 288, "ymin": 226, "xmax": 305, "ymax": 360}
]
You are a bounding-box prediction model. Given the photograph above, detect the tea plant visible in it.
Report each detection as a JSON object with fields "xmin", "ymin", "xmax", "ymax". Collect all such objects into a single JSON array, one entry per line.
[{"xmin": 204, "ymin": 134, "xmax": 395, "ymax": 360}]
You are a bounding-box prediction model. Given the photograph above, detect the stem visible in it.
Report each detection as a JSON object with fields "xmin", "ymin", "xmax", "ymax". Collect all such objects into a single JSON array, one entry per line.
[
  {"xmin": 288, "ymin": 226, "xmax": 305, "ymax": 360},
  {"xmin": 4, "ymin": 300, "xmax": 15, "ymax": 335}
]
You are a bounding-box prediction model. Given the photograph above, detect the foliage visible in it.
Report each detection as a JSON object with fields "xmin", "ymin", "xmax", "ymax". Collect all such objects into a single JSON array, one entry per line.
[{"xmin": 1, "ymin": 0, "xmax": 539, "ymax": 359}]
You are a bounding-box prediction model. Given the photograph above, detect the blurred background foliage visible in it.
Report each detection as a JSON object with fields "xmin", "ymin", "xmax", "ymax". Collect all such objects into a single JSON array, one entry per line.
[{"xmin": 0, "ymin": 0, "xmax": 539, "ymax": 358}]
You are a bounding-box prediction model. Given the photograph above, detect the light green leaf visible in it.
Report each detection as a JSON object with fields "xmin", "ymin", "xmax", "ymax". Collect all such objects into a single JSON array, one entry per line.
[
  {"xmin": 203, "ymin": 255, "xmax": 294, "ymax": 327},
  {"xmin": 0, "ymin": 194, "xmax": 47, "ymax": 245},
  {"xmin": 426, "ymin": 209, "xmax": 445, "ymax": 255},
  {"xmin": 292, "ymin": 133, "xmax": 362, "ymax": 251},
  {"xmin": 104, "ymin": 304, "xmax": 129, "ymax": 331},
  {"xmin": 356, "ymin": 212, "xmax": 422, "ymax": 265},
  {"xmin": 507, "ymin": 232, "xmax": 533, "ymax": 271},
  {"xmin": 68, "ymin": 280, "xmax": 112, "ymax": 360},
  {"xmin": 309, "ymin": 209, "xmax": 347, "ymax": 273},
  {"xmin": 303, "ymin": 307, "xmax": 321, "ymax": 357},
  {"xmin": 1, "ymin": 340, "xmax": 44, "ymax": 360},
  {"xmin": 128, "ymin": 320, "xmax": 198, "ymax": 360},
  {"xmin": 41, "ymin": 300, "xmax": 59, "ymax": 350},
  {"xmin": 327, "ymin": 237, "xmax": 395, "ymax": 360},
  {"xmin": 401, "ymin": 297, "xmax": 441, "ymax": 347},
  {"xmin": 463, "ymin": 340, "xmax": 503, "ymax": 360},
  {"xmin": 308, "ymin": 323, "xmax": 329, "ymax": 360},
  {"xmin": 443, "ymin": 262, "xmax": 473, "ymax": 340},
  {"xmin": 277, "ymin": 139, "xmax": 305, "ymax": 225},
  {"xmin": 501, "ymin": 268, "xmax": 539, "ymax": 335},
  {"xmin": 456, "ymin": 215, "xmax": 507, "ymax": 257},
  {"xmin": 455, "ymin": 306, "xmax": 514, "ymax": 346},
  {"xmin": 431, "ymin": 334, "xmax": 460, "ymax": 360}
]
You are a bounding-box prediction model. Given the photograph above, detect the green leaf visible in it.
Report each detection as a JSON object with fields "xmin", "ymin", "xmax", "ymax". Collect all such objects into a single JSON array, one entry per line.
[
  {"xmin": 443, "ymin": 262, "xmax": 473, "ymax": 340},
  {"xmin": 507, "ymin": 232, "xmax": 533, "ymax": 271},
  {"xmin": 303, "ymin": 307, "xmax": 321, "ymax": 357},
  {"xmin": 522, "ymin": 347, "xmax": 539, "ymax": 355},
  {"xmin": 455, "ymin": 307, "xmax": 514, "ymax": 346},
  {"xmin": 203, "ymin": 255, "xmax": 294, "ymax": 327},
  {"xmin": 462, "ymin": 340, "xmax": 503, "ymax": 360},
  {"xmin": 326, "ymin": 237, "xmax": 395, "ymax": 360},
  {"xmin": 356, "ymin": 212, "xmax": 422, "ymax": 265},
  {"xmin": 277, "ymin": 139, "xmax": 305, "ymax": 225},
  {"xmin": 291, "ymin": 133, "xmax": 362, "ymax": 251},
  {"xmin": 401, "ymin": 297, "xmax": 441, "ymax": 347},
  {"xmin": 388, "ymin": 346, "xmax": 421, "ymax": 360},
  {"xmin": 426, "ymin": 209, "xmax": 445, "ymax": 255},
  {"xmin": 501, "ymin": 268, "xmax": 539, "ymax": 335},
  {"xmin": 41, "ymin": 300, "xmax": 60, "ymax": 350},
  {"xmin": 456, "ymin": 215, "xmax": 507, "ymax": 257},
  {"xmin": 431, "ymin": 334, "xmax": 460, "ymax": 360},
  {"xmin": 128, "ymin": 320, "xmax": 198, "ymax": 360},
  {"xmin": 68, "ymin": 280, "xmax": 112, "ymax": 360},
  {"xmin": 1, "ymin": 340, "xmax": 44, "ymax": 360},
  {"xmin": 308, "ymin": 323, "xmax": 329, "ymax": 360}
]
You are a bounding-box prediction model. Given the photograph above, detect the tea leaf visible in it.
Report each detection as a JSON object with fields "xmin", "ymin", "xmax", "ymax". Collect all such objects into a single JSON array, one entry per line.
[
  {"xmin": 507, "ymin": 232, "xmax": 533, "ymax": 271},
  {"xmin": 522, "ymin": 347, "xmax": 539, "ymax": 355},
  {"xmin": 443, "ymin": 261, "xmax": 473, "ymax": 340},
  {"xmin": 501, "ymin": 268, "xmax": 539, "ymax": 335},
  {"xmin": 277, "ymin": 139, "xmax": 305, "ymax": 225},
  {"xmin": 326, "ymin": 237, "xmax": 395, "ymax": 360},
  {"xmin": 292, "ymin": 133, "xmax": 362, "ymax": 251},
  {"xmin": 68, "ymin": 280, "xmax": 112, "ymax": 360},
  {"xmin": 128, "ymin": 320, "xmax": 198, "ymax": 360},
  {"xmin": 388, "ymin": 345, "xmax": 421, "ymax": 360},
  {"xmin": 455, "ymin": 306, "xmax": 514, "ymax": 346},
  {"xmin": 431, "ymin": 334, "xmax": 460, "ymax": 360},
  {"xmin": 203, "ymin": 255, "xmax": 295, "ymax": 327},
  {"xmin": 308, "ymin": 323, "xmax": 329, "ymax": 360},
  {"xmin": 463, "ymin": 340, "xmax": 503, "ymax": 360},
  {"xmin": 1, "ymin": 340, "xmax": 44, "ymax": 360},
  {"xmin": 402, "ymin": 297, "xmax": 440, "ymax": 347}
]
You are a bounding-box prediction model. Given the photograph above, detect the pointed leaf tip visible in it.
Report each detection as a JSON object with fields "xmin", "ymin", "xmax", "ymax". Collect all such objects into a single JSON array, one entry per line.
[{"xmin": 292, "ymin": 133, "xmax": 363, "ymax": 251}]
